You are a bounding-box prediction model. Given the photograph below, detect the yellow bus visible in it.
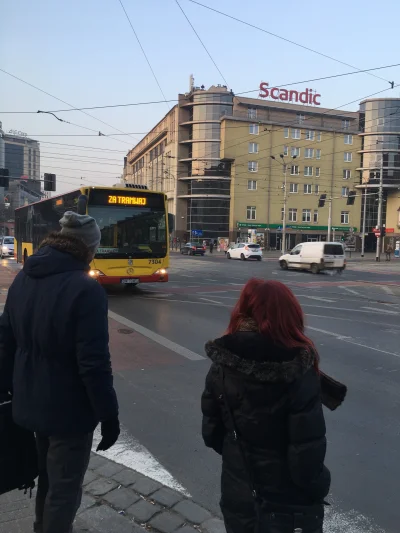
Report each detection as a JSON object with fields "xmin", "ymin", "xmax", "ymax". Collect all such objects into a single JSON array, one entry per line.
[{"xmin": 15, "ymin": 185, "xmax": 172, "ymax": 285}]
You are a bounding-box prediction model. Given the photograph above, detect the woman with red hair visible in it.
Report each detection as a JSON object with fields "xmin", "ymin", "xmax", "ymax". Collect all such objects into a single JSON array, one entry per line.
[{"xmin": 202, "ymin": 279, "xmax": 345, "ymax": 533}]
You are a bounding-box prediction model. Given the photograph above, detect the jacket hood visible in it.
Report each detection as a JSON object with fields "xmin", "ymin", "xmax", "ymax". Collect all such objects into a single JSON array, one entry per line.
[
  {"xmin": 205, "ymin": 332, "xmax": 316, "ymax": 384},
  {"xmin": 23, "ymin": 233, "xmax": 90, "ymax": 279}
]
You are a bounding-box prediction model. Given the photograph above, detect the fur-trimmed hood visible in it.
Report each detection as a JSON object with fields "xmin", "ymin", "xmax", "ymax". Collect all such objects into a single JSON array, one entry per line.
[
  {"xmin": 205, "ymin": 332, "xmax": 317, "ymax": 384},
  {"xmin": 23, "ymin": 232, "xmax": 90, "ymax": 279}
]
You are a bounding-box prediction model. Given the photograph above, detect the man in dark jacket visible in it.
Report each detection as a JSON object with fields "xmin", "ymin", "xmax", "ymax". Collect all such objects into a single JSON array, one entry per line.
[{"xmin": 0, "ymin": 212, "xmax": 120, "ymax": 533}]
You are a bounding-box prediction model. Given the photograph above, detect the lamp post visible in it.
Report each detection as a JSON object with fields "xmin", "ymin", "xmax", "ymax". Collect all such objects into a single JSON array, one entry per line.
[{"xmin": 270, "ymin": 154, "xmax": 297, "ymax": 254}]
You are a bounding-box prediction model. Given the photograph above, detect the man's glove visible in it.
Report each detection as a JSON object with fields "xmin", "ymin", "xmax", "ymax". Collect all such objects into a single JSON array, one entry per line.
[{"xmin": 96, "ymin": 417, "xmax": 120, "ymax": 451}]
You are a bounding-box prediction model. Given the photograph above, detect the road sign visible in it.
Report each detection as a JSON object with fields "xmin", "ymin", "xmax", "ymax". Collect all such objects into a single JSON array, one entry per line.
[{"xmin": 191, "ymin": 229, "xmax": 203, "ymax": 237}]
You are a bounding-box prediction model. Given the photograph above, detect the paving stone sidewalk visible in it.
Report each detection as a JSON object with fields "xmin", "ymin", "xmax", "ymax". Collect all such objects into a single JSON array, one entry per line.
[{"xmin": 0, "ymin": 452, "xmax": 225, "ymax": 533}]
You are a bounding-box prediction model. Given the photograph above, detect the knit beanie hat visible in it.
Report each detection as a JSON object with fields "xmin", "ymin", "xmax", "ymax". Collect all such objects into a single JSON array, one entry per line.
[{"xmin": 59, "ymin": 211, "xmax": 101, "ymax": 252}]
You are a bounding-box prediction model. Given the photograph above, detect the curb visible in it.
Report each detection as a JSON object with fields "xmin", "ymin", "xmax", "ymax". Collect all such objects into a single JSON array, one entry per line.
[{"xmin": 80, "ymin": 452, "xmax": 225, "ymax": 533}]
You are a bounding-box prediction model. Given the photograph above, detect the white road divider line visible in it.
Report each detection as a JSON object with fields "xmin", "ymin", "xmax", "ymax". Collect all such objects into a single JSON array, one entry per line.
[
  {"xmin": 307, "ymin": 326, "xmax": 400, "ymax": 358},
  {"xmin": 108, "ymin": 310, "xmax": 205, "ymax": 361},
  {"xmin": 93, "ymin": 426, "xmax": 190, "ymax": 496},
  {"xmin": 382, "ymin": 286, "xmax": 395, "ymax": 295},
  {"xmin": 361, "ymin": 306, "xmax": 398, "ymax": 315},
  {"xmin": 338, "ymin": 286, "xmax": 362, "ymax": 297},
  {"xmin": 301, "ymin": 304, "xmax": 398, "ymax": 315},
  {"xmin": 297, "ymin": 295, "xmax": 336, "ymax": 303},
  {"xmin": 200, "ymin": 297, "xmax": 223, "ymax": 305}
]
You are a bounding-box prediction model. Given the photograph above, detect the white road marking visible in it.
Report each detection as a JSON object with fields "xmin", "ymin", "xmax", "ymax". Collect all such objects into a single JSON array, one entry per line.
[
  {"xmin": 382, "ymin": 286, "xmax": 395, "ymax": 295},
  {"xmin": 108, "ymin": 310, "xmax": 205, "ymax": 361},
  {"xmin": 200, "ymin": 297, "xmax": 223, "ymax": 305},
  {"xmin": 204, "ymin": 279, "xmax": 218, "ymax": 282},
  {"xmin": 199, "ymin": 295, "xmax": 238, "ymax": 300},
  {"xmin": 339, "ymin": 286, "xmax": 362, "ymax": 297},
  {"xmin": 361, "ymin": 306, "xmax": 398, "ymax": 315},
  {"xmin": 228, "ymin": 283, "xmax": 243, "ymax": 286},
  {"xmin": 306, "ymin": 313, "xmax": 400, "ymax": 328},
  {"xmin": 307, "ymin": 326, "xmax": 400, "ymax": 358},
  {"xmin": 297, "ymin": 294, "xmax": 335, "ymax": 303},
  {"xmin": 180, "ymin": 274, "xmax": 194, "ymax": 278},
  {"xmin": 92, "ymin": 426, "xmax": 190, "ymax": 496}
]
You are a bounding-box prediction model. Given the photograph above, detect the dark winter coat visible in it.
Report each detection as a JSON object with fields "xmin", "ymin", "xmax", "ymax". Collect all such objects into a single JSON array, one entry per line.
[
  {"xmin": 0, "ymin": 233, "xmax": 118, "ymax": 436},
  {"xmin": 202, "ymin": 330, "xmax": 330, "ymax": 532}
]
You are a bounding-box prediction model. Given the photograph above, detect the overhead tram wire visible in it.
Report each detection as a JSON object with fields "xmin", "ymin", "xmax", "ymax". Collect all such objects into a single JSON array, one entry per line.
[
  {"xmin": 186, "ymin": 0, "xmax": 394, "ymax": 86},
  {"xmin": 2, "ymin": 61, "xmax": 399, "ymax": 114},
  {"xmin": 0, "ymin": 68, "xmax": 138, "ymax": 146},
  {"xmin": 117, "ymin": 0, "xmax": 170, "ymax": 109},
  {"xmin": 175, "ymin": 0, "xmax": 229, "ymax": 87}
]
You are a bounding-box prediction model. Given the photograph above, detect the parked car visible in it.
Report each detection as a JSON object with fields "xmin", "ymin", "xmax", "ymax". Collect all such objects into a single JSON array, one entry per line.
[
  {"xmin": 0, "ymin": 236, "xmax": 15, "ymax": 258},
  {"xmin": 226, "ymin": 243, "xmax": 262, "ymax": 261},
  {"xmin": 279, "ymin": 242, "xmax": 345, "ymax": 274},
  {"xmin": 180, "ymin": 242, "xmax": 206, "ymax": 256}
]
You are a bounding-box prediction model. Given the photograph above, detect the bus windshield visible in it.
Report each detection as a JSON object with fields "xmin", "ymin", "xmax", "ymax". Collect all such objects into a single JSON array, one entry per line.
[{"xmin": 89, "ymin": 205, "xmax": 167, "ymax": 259}]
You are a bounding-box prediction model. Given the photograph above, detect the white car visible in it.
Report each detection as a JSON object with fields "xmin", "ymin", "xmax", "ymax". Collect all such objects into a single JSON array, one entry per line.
[
  {"xmin": 0, "ymin": 236, "xmax": 15, "ymax": 258},
  {"xmin": 279, "ymin": 242, "xmax": 345, "ymax": 274},
  {"xmin": 227, "ymin": 243, "xmax": 262, "ymax": 261}
]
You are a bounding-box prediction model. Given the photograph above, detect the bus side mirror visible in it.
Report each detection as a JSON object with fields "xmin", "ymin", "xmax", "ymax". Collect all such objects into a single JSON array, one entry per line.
[
  {"xmin": 77, "ymin": 195, "xmax": 88, "ymax": 215},
  {"xmin": 168, "ymin": 213, "xmax": 175, "ymax": 232}
]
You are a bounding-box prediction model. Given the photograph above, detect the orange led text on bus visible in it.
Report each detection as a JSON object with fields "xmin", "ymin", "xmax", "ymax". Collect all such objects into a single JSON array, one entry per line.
[{"xmin": 107, "ymin": 195, "xmax": 147, "ymax": 206}]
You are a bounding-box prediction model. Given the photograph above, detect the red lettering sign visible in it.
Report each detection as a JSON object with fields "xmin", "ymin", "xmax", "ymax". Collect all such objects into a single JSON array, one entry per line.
[{"xmin": 259, "ymin": 82, "xmax": 321, "ymax": 106}]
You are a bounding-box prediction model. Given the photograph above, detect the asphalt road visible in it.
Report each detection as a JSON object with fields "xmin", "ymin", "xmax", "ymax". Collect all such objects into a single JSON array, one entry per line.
[{"xmin": 4, "ymin": 255, "xmax": 400, "ymax": 532}]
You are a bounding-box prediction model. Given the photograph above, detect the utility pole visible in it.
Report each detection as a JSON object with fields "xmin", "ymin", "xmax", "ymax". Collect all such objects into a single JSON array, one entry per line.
[
  {"xmin": 376, "ymin": 156, "xmax": 384, "ymax": 262},
  {"xmin": 327, "ymin": 198, "xmax": 332, "ymax": 241},
  {"xmin": 282, "ymin": 162, "xmax": 288, "ymax": 254},
  {"xmin": 361, "ymin": 188, "xmax": 367, "ymax": 257}
]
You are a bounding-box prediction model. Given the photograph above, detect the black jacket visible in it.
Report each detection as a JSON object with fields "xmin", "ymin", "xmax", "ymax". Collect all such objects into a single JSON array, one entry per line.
[
  {"xmin": 0, "ymin": 233, "xmax": 118, "ymax": 436},
  {"xmin": 202, "ymin": 332, "xmax": 330, "ymax": 530}
]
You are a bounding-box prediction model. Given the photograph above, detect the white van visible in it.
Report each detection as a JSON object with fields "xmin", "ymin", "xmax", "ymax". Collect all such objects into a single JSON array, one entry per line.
[{"xmin": 279, "ymin": 242, "xmax": 345, "ymax": 274}]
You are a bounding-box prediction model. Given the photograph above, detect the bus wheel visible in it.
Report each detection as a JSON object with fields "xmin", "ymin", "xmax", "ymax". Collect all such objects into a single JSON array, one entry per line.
[{"xmin": 23, "ymin": 249, "xmax": 28, "ymax": 264}]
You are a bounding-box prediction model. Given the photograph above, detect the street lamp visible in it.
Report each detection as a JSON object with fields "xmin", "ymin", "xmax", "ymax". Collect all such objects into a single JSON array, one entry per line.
[{"xmin": 270, "ymin": 154, "xmax": 297, "ymax": 254}]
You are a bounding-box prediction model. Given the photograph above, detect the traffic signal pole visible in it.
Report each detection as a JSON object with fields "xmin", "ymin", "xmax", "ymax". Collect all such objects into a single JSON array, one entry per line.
[
  {"xmin": 327, "ymin": 198, "xmax": 332, "ymax": 241},
  {"xmin": 375, "ymin": 157, "xmax": 384, "ymax": 262}
]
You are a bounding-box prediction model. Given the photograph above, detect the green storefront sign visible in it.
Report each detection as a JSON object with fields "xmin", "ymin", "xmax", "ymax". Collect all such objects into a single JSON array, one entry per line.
[{"xmin": 236, "ymin": 222, "xmax": 357, "ymax": 232}]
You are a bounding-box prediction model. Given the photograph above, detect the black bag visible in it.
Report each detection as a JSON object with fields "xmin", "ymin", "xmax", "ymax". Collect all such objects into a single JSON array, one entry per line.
[
  {"xmin": 220, "ymin": 368, "xmax": 324, "ymax": 533},
  {"xmin": 0, "ymin": 397, "xmax": 38, "ymax": 495}
]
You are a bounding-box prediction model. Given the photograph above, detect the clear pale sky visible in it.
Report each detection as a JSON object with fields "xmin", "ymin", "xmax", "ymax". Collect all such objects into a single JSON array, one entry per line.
[{"xmin": 1, "ymin": 0, "xmax": 400, "ymax": 193}]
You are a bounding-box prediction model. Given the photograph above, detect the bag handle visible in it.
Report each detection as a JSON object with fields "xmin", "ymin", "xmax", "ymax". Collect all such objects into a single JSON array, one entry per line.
[{"xmin": 220, "ymin": 366, "xmax": 258, "ymax": 499}]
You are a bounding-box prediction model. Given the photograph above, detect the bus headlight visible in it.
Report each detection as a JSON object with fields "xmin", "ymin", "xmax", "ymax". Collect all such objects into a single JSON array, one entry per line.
[
  {"xmin": 89, "ymin": 269, "xmax": 105, "ymax": 277},
  {"xmin": 155, "ymin": 268, "xmax": 167, "ymax": 275}
]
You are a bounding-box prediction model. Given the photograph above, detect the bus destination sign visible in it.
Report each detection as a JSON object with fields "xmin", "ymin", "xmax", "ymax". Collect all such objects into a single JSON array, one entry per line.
[{"xmin": 108, "ymin": 195, "xmax": 147, "ymax": 206}]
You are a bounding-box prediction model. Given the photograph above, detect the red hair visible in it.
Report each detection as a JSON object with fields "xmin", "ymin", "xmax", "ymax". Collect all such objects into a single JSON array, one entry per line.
[{"xmin": 227, "ymin": 279, "xmax": 317, "ymax": 361}]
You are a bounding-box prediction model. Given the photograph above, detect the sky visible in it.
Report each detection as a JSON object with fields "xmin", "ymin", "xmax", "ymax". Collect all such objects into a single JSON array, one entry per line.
[{"xmin": 1, "ymin": 0, "xmax": 400, "ymax": 193}]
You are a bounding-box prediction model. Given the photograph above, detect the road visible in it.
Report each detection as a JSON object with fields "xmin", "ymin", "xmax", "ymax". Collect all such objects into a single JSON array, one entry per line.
[{"xmin": 3, "ymin": 254, "xmax": 400, "ymax": 532}]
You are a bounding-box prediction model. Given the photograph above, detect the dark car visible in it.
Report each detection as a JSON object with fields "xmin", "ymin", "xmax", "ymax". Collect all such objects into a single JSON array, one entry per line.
[{"xmin": 180, "ymin": 242, "xmax": 206, "ymax": 256}]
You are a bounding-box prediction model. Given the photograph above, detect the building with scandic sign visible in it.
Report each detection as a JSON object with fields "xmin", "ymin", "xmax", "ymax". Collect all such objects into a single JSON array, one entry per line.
[{"xmin": 122, "ymin": 82, "xmax": 399, "ymax": 250}]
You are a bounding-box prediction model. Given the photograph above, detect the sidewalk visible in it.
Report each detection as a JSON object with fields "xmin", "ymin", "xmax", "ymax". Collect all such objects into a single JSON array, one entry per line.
[{"xmin": 0, "ymin": 453, "xmax": 224, "ymax": 533}]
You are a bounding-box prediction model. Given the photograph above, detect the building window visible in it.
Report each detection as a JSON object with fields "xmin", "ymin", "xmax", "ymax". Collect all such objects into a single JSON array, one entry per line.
[
  {"xmin": 305, "ymin": 130, "xmax": 315, "ymax": 141},
  {"xmin": 315, "ymin": 185, "xmax": 320, "ymax": 194},
  {"xmin": 289, "ymin": 183, "xmax": 298, "ymax": 193},
  {"xmin": 248, "ymin": 161, "xmax": 258, "ymax": 172},
  {"xmin": 283, "ymin": 145, "xmax": 289, "ymax": 156},
  {"xmin": 302, "ymin": 209, "xmax": 311, "ymax": 222},
  {"xmin": 290, "ymin": 165, "xmax": 299, "ymax": 175},
  {"xmin": 297, "ymin": 113, "xmax": 305, "ymax": 124},
  {"xmin": 305, "ymin": 148, "xmax": 314, "ymax": 159},
  {"xmin": 316, "ymin": 131, "xmax": 322, "ymax": 142},
  {"xmin": 341, "ymin": 211, "xmax": 349, "ymax": 224},
  {"xmin": 344, "ymin": 152, "xmax": 352, "ymax": 162},
  {"xmin": 313, "ymin": 210, "xmax": 319, "ymax": 223},
  {"xmin": 249, "ymin": 142, "xmax": 259, "ymax": 153},
  {"xmin": 289, "ymin": 208, "xmax": 297, "ymax": 222},
  {"xmin": 292, "ymin": 128, "xmax": 301, "ymax": 139},
  {"xmin": 343, "ymin": 169, "xmax": 351, "ymax": 180},
  {"xmin": 315, "ymin": 167, "xmax": 320, "ymax": 177},
  {"xmin": 304, "ymin": 184, "xmax": 312, "ymax": 194},
  {"xmin": 249, "ymin": 123, "xmax": 259, "ymax": 135},
  {"xmin": 248, "ymin": 180, "xmax": 257, "ymax": 190},
  {"xmin": 291, "ymin": 147, "xmax": 300, "ymax": 157},
  {"xmin": 247, "ymin": 206, "xmax": 256, "ymax": 220},
  {"xmin": 248, "ymin": 108, "xmax": 257, "ymax": 119},
  {"xmin": 284, "ymin": 127, "xmax": 289, "ymax": 138},
  {"xmin": 342, "ymin": 119, "xmax": 350, "ymax": 129},
  {"xmin": 316, "ymin": 149, "xmax": 321, "ymax": 159},
  {"xmin": 304, "ymin": 166, "xmax": 313, "ymax": 176},
  {"xmin": 344, "ymin": 134, "xmax": 353, "ymax": 145},
  {"xmin": 341, "ymin": 187, "xmax": 349, "ymax": 197},
  {"xmin": 281, "ymin": 207, "xmax": 284, "ymax": 221}
]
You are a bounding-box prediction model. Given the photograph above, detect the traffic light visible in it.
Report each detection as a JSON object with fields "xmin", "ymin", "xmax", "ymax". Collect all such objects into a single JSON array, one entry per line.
[
  {"xmin": 318, "ymin": 194, "xmax": 326, "ymax": 207},
  {"xmin": 0, "ymin": 169, "xmax": 9, "ymax": 188},
  {"xmin": 347, "ymin": 191, "xmax": 356, "ymax": 205},
  {"xmin": 44, "ymin": 173, "xmax": 56, "ymax": 192},
  {"xmin": 381, "ymin": 226, "xmax": 386, "ymax": 238}
]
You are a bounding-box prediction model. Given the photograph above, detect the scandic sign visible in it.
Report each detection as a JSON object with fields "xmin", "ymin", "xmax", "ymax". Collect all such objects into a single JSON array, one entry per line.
[{"xmin": 259, "ymin": 82, "xmax": 321, "ymax": 106}]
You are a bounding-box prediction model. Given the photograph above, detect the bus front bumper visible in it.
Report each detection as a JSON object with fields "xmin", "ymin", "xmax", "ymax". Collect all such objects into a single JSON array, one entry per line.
[{"xmin": 90, "ymin": 270, "xmax": 169, "ymax": 285}]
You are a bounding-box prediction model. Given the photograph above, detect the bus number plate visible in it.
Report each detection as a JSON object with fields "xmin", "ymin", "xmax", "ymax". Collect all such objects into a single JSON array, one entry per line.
[
  {"xmin": 120, "ymin": 279, "xmax": 139, "ymax": 284},
  {"xmin": 148, "ymin": 259, "xmax": 162, "ymax": 264}
]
